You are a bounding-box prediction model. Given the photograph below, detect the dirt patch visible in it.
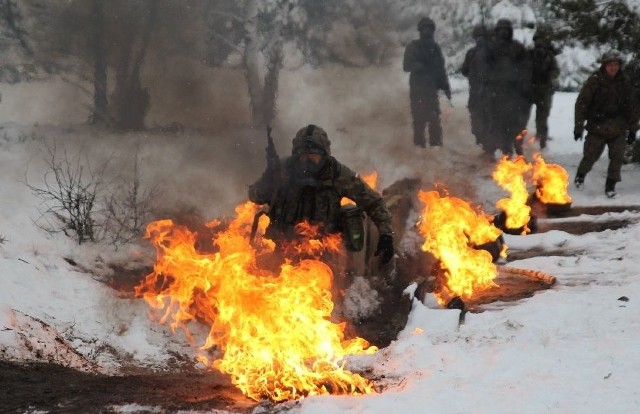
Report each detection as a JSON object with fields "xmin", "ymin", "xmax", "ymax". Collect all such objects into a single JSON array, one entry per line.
[
  {"xmin": 536, "ymin": 217, "xmax": 638, "ymax": 235},
  {"xmin": 0, "ymin": 360, "xmax": 258, "ymax": 414}
]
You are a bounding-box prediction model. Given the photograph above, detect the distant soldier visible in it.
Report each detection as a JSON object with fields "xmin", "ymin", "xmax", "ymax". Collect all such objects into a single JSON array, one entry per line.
[
  {"xmin": 530, "ymin": 26, "xmax": 560, "ymax": 149},
  {"xmin": 484, "ymin": 18, "xmax": 533, "ymax": 157},
  {"xmin": 461, "ymin": 25, "xmax": 492, "ymax": 151},
  {"xmin": 403, "ymin": 16, "xmax": 451, "ymax": 148},
  {"xmin": 574, "ymin": 49, "xmax": 638, "ymax": 198}
]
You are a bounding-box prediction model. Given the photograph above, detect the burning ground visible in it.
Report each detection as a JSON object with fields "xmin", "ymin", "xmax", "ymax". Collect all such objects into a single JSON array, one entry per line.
[{"xmin": 1, "ymin": 92, "xmax": 640, "ymax": 413}]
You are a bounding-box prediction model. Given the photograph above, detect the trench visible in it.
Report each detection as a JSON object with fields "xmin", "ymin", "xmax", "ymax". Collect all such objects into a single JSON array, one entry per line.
[{"xmin": 5, "ymin": 204, "xmax": 638, "ymax": 413}]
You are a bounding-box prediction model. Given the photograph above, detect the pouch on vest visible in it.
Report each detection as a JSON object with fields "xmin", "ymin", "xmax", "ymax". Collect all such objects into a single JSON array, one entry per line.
[{"xmin": 339, "ymin": 204, "xmax": 365, "ymax": 252}]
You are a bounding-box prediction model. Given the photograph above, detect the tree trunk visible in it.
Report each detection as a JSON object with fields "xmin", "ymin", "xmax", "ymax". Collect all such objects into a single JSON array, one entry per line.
[
  {"xmin": 243, "ymin": 0, "xmax": 264, "ymax": 128},
  {"xmin": 262, "ymin": 39, "xmax": 283, "ymax": 127},
  {"xmin": 111, "ymin": 0, "xmax": 156, "ymax": 131},
  {"xmin": 90, "ymin": 0, "xmax": 109, "ymax": 126}
]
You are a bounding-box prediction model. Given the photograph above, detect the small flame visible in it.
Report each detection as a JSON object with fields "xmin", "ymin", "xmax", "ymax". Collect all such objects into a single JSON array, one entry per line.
[
  {"xmin": 136, "ymin": 201, "xmax": 376, "ymax": 401},
  {"xmin": 342, "ymin": 170, "xmax": 378, "ymax": 205},
  {"xmin": 532, "ymin": 153, "xmax": 572, "ymax": 204},
  {"xmin": 417, "ymin": 189, "xmax": 501, "ymax": 305},
  {"xmin": 493, "ymin": 155, "xmax": 532, "ymax": 234}
]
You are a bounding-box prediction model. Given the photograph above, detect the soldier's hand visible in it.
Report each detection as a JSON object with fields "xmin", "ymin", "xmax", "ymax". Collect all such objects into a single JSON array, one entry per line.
[
  {"xmin": 627, "ymin": 131, "xmax": 637, "ymax": 145},
  {"xmin": 445, "ymin": 90, "xmax": 452, "ymax": 101},
  {"xmin": 574, "ymin": 128, "xmax": 583, "ymax": 142},
  {"xmin": 375, "ymin": 234, "xmax": 394, "ymax": 264}
]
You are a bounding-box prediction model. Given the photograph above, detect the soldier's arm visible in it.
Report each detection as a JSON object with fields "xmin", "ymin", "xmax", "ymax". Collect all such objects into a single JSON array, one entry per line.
[
  {"xmin": 460, "ymin": 48, "xmax": 475, "ymax": 78},
  {"xmin": 403, "ymin": 42, "xmax": 425, "ymax": 73},
  {"xmin": 575, "ymin": 75, "xmax": 597, "ymax": 127},
  {"xmin": 436, "ymin": 45, "xmax": 452, "ymax": 97},
  {"xmin": 336, "ymin": 164, "xmax": 393, "ymax": 236},
  {"xmin": 248, "ymin": 158, "xmax": 285, "ymax": 205}
]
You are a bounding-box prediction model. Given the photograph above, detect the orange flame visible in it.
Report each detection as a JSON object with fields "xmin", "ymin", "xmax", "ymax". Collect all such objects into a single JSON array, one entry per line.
[
  {"xmin": 532, "ymin": 153, "xmax": 572, "ymax": 204},
  {"xmin": 493, "ymin": 155, "xmax": 532, "ymax": 234},
  {"xmin": 135, "ymin": 201, "xmax": 376, "ymax": 401},
  {"xmin": 417, "ymin": 189, "xmax": 501, "ymax": 304}
]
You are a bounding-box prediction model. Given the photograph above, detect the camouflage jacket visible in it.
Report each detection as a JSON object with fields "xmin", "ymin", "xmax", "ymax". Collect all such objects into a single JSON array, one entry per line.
[
  {"xmin": 248, "ymin": 156, "xmax": 393, "ymax": 240},
  {"xmin": 403, "ymin": 36, "xmax": 451, "ymax": 96},
  {"xmin": 575, "ymin": 68, "xmax": 639, "ymax": 137}
]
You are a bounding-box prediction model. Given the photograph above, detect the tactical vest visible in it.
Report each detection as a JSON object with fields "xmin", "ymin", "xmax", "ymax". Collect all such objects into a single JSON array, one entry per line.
[{"xmin": 266, "ymin": 157, "xmax": 343, "ymax": 239}]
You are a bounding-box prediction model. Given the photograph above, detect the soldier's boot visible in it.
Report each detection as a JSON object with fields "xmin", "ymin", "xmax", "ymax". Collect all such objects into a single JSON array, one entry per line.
[
  {"xmin": 574, "ymin": 173, "xmax": 585, "ymax": 189},
  {"xmin": 413, "ymin": 129, "xmax": 426, "ymax": 148},
  {"xmin": 538, "ymin": 135, "xmax": 547, "ymax": 149},
  {"xmin": 605, "ymin": 178, "xmax": 617, "ymax": 198}
]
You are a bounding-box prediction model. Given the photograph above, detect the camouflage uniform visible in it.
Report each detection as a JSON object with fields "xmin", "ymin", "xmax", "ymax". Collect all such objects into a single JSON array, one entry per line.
[
  {"xmin": 461, "ymin": 25, "xmax": 491, "ymax": 149},
  {"xmin": 403, "ymin": 17, "xmax": 451, "ymax": 147},
  {"xmin": 574, "ymin": 50, "xmax": 638, "ymax": 194},
  {"xmin": 248, "ymin": 125, "xmax": 394, "ymax": 242},
  {"xmin": 530, "ymin": 27, "xmax": 560, "ymax": 149},
  {"xmin": 484, "ymin": 19, "xmax": 532, "ymax": 156}
]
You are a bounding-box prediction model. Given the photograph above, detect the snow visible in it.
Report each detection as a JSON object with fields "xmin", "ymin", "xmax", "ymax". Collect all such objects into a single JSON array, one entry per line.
[{"xmin": 2, "ymin": 76, "xmax": 640, "ymax": 414}]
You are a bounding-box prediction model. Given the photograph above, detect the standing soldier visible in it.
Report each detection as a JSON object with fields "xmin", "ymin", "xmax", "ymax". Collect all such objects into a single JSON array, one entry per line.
[
  {"xmin": 530, "ymin": 26, "xmax": 560, "ymax": 149},
  {"xmin": 574, "ymin": 49, "xmax": 638, "ymax": 198},
  {"xmin": 461, "ymin": 24, "xmax": 492, "ymax": 152},
  {"xmin": 403, "ymin": 16, "xmax": 451, "ymax": 148},
  {"xmin": 484, "ymin": 18, "xmax": 532, "ymax": 157}
]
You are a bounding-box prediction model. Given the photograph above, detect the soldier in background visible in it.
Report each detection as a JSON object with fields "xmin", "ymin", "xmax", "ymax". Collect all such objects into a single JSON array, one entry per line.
[
  {"xmin": 403, "ymin": 16, "xmax": 451, "ymax": 148},
  {"xmin": 574, "ymin": 49, "xmax": 638, "ymax": 198},
  {"xmin": 461, "ymin": 25, "xmax": 492, "ymax": 151},
  {"xmin": 530, "ymin": 26, "xmax": 560, "ymax": 149},
  {"xmin": 484, "ymin": 18, "xmax": 532, "ymax": 157}
]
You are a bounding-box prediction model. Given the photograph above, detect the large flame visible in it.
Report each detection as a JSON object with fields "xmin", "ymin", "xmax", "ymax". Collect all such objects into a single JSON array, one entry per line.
[
  {"xmin": 135, "ymin": 201, "xmax": 376, "ymax": 401},
  {"xmin": 493, "ymin": 155, "xmax": 533, "ymax": 234},
  {"xmin": 417, "ymin": 189, "xmax": 502, "ymax": 304},
  {"xmin": 532, "ymin": 153, "xmax": 572, "ymax": 204}
]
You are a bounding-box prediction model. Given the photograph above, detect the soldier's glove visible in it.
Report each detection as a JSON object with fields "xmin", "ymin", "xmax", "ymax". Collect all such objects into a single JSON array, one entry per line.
[
  {"xmin": 574, "ymin": 126, "xmax": 584, "ymax": 142},
  {"xmin": 375, "ymin": 234, "xmax": 394, "ymax": 264},
  {"xmin": 627, "ymin": 131, "xmax": 637, "ymax": 145},
  {"xmin": 445, "ymin": 89, "xmax": 452, "ymax": 101}
]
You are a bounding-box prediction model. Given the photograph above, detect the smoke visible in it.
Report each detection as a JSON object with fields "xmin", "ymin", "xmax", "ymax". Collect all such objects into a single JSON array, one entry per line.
[{"xmin": 277, "ymin": 63, "xmax": 486, "ymax": 205}]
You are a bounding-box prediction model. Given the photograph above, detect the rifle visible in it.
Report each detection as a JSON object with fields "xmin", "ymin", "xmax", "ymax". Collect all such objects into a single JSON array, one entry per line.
[
  {"xmin": 250, "ymin": 125, "xmax": 280, "ymax": 246},
  {"xmin": 266, "ymin": 125, "xmax": 279, "ymax": 173}
]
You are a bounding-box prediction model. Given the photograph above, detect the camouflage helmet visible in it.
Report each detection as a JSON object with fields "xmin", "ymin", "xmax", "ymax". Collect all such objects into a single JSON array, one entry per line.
[
  {"xmin": 292, "ymin": 124, "xmax": 331, "ymax": 156},
  {"xmin": 418, "ymin": 17, "xmax": 436, "ymax": 32},
  {"xmin": 600, "ymin": 49, "xmax": 624, "ymax": 65}
]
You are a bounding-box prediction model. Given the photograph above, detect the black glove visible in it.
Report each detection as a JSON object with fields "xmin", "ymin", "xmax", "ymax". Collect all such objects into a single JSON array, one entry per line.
[
  {"xmin": 375, "ymin": 234, "xmax": 394, "ymax": 264},
  {"xmin": 627, "ymin": 131, "xmax": 637, "ymax": 145},
  {"xmin": 574, "ymin": 127, "xmax": 583, "ymax": 141}
]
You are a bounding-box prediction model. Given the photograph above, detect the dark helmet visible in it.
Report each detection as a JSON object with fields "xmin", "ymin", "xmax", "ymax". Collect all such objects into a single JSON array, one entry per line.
[
  {"xmin": 292, "ymin": 124, "xmax": 331, "ymax": 156},
  {"xmin": 418, "ymin": 17, "xmax": 436, "ymax": 32},
  {"xmin": 600, "ymin": 49, "xmax": 624, "ymax": 65},
  {"xmin": 495, "ymin": 18, "xmax": 513, "ymax": 30},
  {"xmin": 494, "ymin": 18, "xmax": 513, "ymax": 40},
  {"xmin": 533, "ymin": 25, "xmax": 552, "ymax": 42}
]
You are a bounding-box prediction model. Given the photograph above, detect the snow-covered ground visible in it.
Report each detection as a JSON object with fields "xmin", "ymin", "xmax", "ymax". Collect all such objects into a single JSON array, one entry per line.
[{"xmin": 2, "ymin": 84, "xmax": 640, "ymax": 413}]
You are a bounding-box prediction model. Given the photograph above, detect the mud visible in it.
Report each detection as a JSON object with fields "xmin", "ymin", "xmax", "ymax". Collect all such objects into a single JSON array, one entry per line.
[{"xmin": 0, "ymin": 360, "xmax": 258, "ymax": 414}]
